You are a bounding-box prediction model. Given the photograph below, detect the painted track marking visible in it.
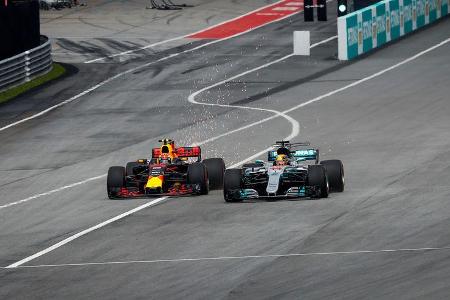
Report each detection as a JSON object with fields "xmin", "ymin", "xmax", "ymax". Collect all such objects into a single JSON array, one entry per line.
[
  {"xmin": 5, "ymin": 196, "xmax": 169, "ymax": 269},
  {"xmin": 187, "ymin": 0, "xmax": 303, "ymax": 39},
  {"xmin": 4, "ymin": 246, "xmax": 450, "ymax": 269},
  {"xmin": 0, "ymin": 175, "xmax": 105, "ymax": 209},
  {"xmin": 5, "ymin": 37, "xmax": 449, "ymax": 268},
  {"xmin": 85, "ymin": 0, "xmax": 298, "ymax": 63}
]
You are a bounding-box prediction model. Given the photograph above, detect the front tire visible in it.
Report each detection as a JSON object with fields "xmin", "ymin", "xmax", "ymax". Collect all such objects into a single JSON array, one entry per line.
[
  {"xmin": 307, "ymin": 165, "xmax": 329, "ymax": 198},
  {"xmin": 187, "ymin": 162, "xmax": 209, "ymax": 195},
  {"xmin": 107, "ymin": 166, "xmax": 125, "ymax": 199},
  {"xmin": 202, "ymin": 158, "xmax": 225, "ymax": 190},
  {"xmin": 320, "ymin": 160, "xmax": 344, "ymax": 192},
  {"xmin": 223, "ymin": 168, "xmax": 243, "ymax": 202}
]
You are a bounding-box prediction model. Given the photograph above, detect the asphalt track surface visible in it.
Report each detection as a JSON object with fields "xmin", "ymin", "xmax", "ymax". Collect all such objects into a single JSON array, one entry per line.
[
  {"xmin": 43, "ymin": 0, "xmax": 286, "ymax": 63},
  {"xmin": 1, "ymin": 4, "xmax": 450, "ymax": 300}
]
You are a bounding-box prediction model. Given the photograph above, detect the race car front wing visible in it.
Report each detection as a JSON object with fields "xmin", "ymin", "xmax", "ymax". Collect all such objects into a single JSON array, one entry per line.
[
  {"xmin": 225, "ymin": 186, "xmax": 321, "ymax": 200},
  {"xmin": 115, "ymin": 183, "xmax": 202, "ymax": 198}
]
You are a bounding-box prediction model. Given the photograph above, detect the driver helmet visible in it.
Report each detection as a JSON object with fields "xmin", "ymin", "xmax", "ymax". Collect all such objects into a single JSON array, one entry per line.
[
  {"xmin": 160, "ymin": 153, "xmax": 171, "ymax": 164},
  {"xmin": 275, "ymin": 154, "xmax": 289, "ymax": 166}
]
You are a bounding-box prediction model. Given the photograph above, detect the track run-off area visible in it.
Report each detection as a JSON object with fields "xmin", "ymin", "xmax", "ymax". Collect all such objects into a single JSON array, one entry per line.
[{"xmin": 1, "ymin": 0, "xmax": 450, "ymax": 298}]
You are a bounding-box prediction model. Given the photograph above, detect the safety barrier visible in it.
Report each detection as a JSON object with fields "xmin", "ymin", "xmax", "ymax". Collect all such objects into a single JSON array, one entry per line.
[
  {"xmin": 338, "ymin": 0, "xmax": 449, "ymax": 60},
  {"xmin": 0, "ymin": 36, "xmax": 52, "ymax": 92}
]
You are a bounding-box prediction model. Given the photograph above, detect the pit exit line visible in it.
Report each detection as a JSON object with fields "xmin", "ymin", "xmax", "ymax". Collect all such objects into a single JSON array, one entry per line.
[{"xmin": 4, "ymin": 246, "xmax": 450, "ymax": 269}]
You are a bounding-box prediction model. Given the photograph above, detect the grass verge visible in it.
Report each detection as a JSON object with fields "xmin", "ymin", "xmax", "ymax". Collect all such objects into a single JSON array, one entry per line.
[{"xmin": 0, "ymin": 63, "xmax": 66, "ymax": 104}]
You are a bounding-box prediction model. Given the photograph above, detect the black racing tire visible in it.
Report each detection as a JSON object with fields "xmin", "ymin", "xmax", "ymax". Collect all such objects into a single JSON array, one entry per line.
[
  {"xmin": 126, "ymin": 161, "xmax": 144, "ymax": 176},
  {"xmin": 320, "ymin": 159, "xmax": 344, "ymax": 192},
  {"xmin": 203, "ymin": 158, "xmax": 225, "ymax": 190},
  {"xmin": 307, "ymin": 165, "xmax": 329, "ymax": 198},
  {"xmin": 223, "ymin": 168, "xmax": 243, "ymax": 202},
  {"xmin": 187, "ymin": 162, "xmax": 209, "ymax": 195},
  {"xmin": 107, "ymin": 166, "xmax": 126, "ymax": 199}
]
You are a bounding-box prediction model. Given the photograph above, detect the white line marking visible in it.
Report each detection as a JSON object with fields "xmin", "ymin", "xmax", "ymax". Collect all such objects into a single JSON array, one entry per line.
[
  {"xmin": 188, "ymin": 54, "xmax": 299, "ymax": 144},
  {"xmin": 84, "ymin": 0, "xmax": 294, "ymax": 63},
  {"xmin": 5, "ymin": 246, "xmax": 450, "ymax": 269},
  {"xmin": 280, "ymin": 37, "xmax": 450, "ymax": 116},
  {"xmin": 273, "ymin": 6, "xmax": 299, "ymax": 10},
  {"xmin": 0, "ymin": 175, "xmax": 106, "ymax": 210},
  {"xmin": 5, "ymin": 37, "xmax": 448, "ymax": 268},
  {"xmin": 5, "ymin": 196, "xmax": 169, "ymax": 269}
]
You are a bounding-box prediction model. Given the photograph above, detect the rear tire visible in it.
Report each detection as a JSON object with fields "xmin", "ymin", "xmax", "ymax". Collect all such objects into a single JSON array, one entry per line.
[
  {"xmin": 107, "ymin": 166, "xmax": 125, "ymax": 199},
  {"xmin": 320, "ymin": 160, "xmax": 344, "ymax": 192},
  {"xmin": 202, "ymin": 158, "xmax": 225, "ymax": 190},
  {"xmin": 187, "ymin": 162, "xmax": 209, "ymax": 195},
  {"xmin": 307, "ymin": 165, "xmax": 329, "ymax": 198},
  {"xmin": 223, "ymin": 169, "xmax": 243, "ymax": 202}
]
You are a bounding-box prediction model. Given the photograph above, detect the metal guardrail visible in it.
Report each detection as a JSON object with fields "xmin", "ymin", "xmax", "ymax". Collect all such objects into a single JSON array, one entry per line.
[{"xmin": 0, "ymin": 36, "xmax": 52, "ymax": 92}]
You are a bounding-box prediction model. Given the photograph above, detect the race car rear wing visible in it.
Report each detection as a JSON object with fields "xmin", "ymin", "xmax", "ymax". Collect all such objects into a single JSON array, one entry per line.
[
  {"xmin": 293, "ymin": 149, "xmax": 319, "ymax": 163},
  {"xmin": 268, "ymin": 148, "xmax": 319, "ymax": 163},
  {"xmin": 175, "ymin": 146, "xmax": 201, "ymax": 160},
  {"xmin": 152, "ymin": 146, "xmax": 201, "ymax": 161}
]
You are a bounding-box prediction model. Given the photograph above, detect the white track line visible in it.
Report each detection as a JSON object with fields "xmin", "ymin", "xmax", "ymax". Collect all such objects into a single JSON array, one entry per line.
[
  {"xmin": 0, "ymin": 175, "xmax": 105, "ymax": 210},
  {"xmin": 5, "ymin": 196, "xmax": 169, "ymax": 269},
  {"xmin": 84, "ymin": 0, "xmax": 295, "ymax": 63},
  {"xmin": 4, "ymin": 246, "xmax": 450, "ymax": 269},
  {"xmin": 5, "ymin": 37, "xmax": 448, "ymax": 268},
  {"xmin": 280, "ymin": 37, "xmax": 450, "ymax": 116}
]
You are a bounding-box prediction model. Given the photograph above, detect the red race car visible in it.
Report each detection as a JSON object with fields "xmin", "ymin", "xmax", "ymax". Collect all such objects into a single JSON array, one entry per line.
[{"xmin": 107, "ymin": 139, "xmax": 225, "ymax": 199}]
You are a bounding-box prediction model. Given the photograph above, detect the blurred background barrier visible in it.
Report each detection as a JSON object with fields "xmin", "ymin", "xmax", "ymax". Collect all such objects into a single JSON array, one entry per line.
[{"xmin": 338, "ymin": 0, "xmax": 449, "ymax": 60}]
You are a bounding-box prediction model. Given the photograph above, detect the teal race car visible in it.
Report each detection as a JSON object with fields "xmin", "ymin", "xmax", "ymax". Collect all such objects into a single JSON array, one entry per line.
[{"xmin": 223, "ymin": 141, "xmax": 344, "ymax": 202}]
